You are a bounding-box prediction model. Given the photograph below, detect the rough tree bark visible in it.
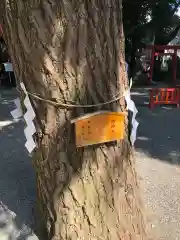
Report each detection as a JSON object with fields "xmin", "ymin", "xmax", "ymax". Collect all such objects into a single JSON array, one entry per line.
[{"xmin": 1, "ymin": 1, "xmax": 147, "ymax": 239}]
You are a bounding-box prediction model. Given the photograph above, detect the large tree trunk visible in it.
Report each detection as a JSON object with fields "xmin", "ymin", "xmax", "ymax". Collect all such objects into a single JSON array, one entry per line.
[{"xmin": 1, "ymin": 1, "xmax": 147, "ymax": 239}]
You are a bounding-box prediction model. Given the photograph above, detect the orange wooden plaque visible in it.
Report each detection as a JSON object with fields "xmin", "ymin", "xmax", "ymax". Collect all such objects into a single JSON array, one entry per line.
[{"xmin": 71, "ymin": 111, "xmax": 126, "ymax": 148}]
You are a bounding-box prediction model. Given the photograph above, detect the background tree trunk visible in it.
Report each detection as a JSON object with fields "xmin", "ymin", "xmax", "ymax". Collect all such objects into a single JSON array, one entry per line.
[{"xmin": 1, "ymin": 1, "xmax": 147, "ymax": 239}]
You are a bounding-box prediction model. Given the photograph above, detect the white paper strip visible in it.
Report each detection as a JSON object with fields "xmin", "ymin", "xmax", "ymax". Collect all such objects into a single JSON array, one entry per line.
[
  {"xmin": 25, "ymin": 138, "xmax": 36, "ymax": 154},
  {"xmin": 14, "ymin": 98, "xmax": 21, "ymax": 109},
  {"xmin": 20, "ymin": 82, "xmax": 27, "ymax": 94},
  {"xmin": 129, "ymin": 78, "xmax": 133, "ymax": 89},
  {"xmin": 125, "ymin": 90, "xmax": 138, "ymax": 118},
  {"xmin": 10, "ymin": 108, "xmax": 22, "ymax": 119},
  {"xmin": 3, "ymin": 63, "xmax": 13, "ymax": 72},
  {"xmin": 20, "ymin": 82, "xmax": 36, "ymax": 153},
  {"xmin": 124, "ymin": 90, "xmax": 131, "ymax": 105},
  {"xmin": 130, "ymin": 119, "xmax": 139, "ymax": 145},
  {"xmin": 10, "ymin": 98, "xmax": 23, "ymax": 119},
  {"xmin": 124, "ymin": 88, "xmax": 139, "ymax": 145},
  {"xmin": 24, "ymin": 95, "xmax": 33, "ymax": 110},
  {"xmin": 10, "ymin": 82, "xmax": 37, "ymax": 153},
  {"xmin": 24, "ymin": 104, "xmax": 36, "ymax": 121},
  {"xmin": 24, "ymin": 122, "xmax": 36, "ymax": 140},
  {"xmin": 128, "ymin": 99, "xmax": 137, "ymax": 113}
]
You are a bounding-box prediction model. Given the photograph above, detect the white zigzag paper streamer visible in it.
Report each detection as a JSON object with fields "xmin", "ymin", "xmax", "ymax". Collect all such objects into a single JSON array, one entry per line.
[
  {"xmin": 24, "ymin": 121, "xmax": 36, "ymax": 140},
  {"xmin": 20, "ymin": 82, "xmax": 36, "ymax": 153},
  {"xmin": 124, "ymin": 89, "xmax": 139, "ymax": 145},
  {"xmin": 130, "ymin": 118, "xmax": 139, "ymax": 146},
  {"xmin": 25, "ymin": 138, "xmax": 36, "ymax": 154},
  {"xmin": 10, "ymin": 98, "xmax": 23, "ymax": 119},
  {"xmin": 4, "ymin": 62, "xmax": 13, "ymax": 72},
  {"xmin": 20, "ymin": 82, "xmax": 27, "ymax": 94}
]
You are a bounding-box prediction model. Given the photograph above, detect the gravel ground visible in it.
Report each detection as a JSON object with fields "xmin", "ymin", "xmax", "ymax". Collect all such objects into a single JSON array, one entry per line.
[
  {"xmin": 0, "ymin": 89, "xmax": 38, "ymax": 239},
  {"xmin": 0, "ymin": 87, "xmax": 180, "ymax": 240},
  {"xmin": 132, "ymin": 86, "xmax": 180, "ymax": 240}
]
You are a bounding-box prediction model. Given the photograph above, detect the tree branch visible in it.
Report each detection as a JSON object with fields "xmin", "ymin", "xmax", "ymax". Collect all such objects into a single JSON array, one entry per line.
[{"xmin": 172, "ymin": 0, "xmax": 180, "ymax": 16}]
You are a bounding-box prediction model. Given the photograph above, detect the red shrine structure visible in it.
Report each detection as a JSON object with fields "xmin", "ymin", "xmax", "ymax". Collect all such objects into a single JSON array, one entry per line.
[{"xmin": 146, "ymin": 44, "xmax": 180, "ymax": 85}]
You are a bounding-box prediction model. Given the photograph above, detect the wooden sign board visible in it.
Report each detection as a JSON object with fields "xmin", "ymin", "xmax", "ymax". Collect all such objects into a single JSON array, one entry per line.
[{"xmin": 71, "ymin": 111, "xmax": 126, "ymax": 148}]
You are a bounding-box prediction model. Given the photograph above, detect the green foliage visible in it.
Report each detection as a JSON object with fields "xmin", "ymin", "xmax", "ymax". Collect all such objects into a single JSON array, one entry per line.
[{"xmin": 123, "ymin": 0, "xmax": 180, "ymax": 54}]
